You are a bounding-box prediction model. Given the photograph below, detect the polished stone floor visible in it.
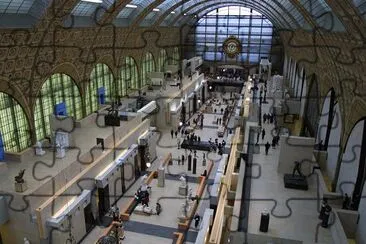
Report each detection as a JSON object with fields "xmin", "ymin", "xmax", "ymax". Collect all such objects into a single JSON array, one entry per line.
[
  {"xmin": 246, "ymin": 101, "xmax": 333, "ymax": 244},
  {"xmin": 82, "ymin": 93, "xmax": 232, "ymax": 244}
]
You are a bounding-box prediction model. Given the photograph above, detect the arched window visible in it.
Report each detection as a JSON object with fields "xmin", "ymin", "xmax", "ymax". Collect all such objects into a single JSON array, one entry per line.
[
  {"xmin": 85, "ymin": 64, "xmax": 115, "ymax": 115},
  {"xmin": 122, "ymin": 57, "xmax": 139, "ymax": 91},
  {"xmin": 0, "ymin": 92, "xmax": 31, "ymax": 152},
  {"xmin": 141, "ymin": 52, "xmax": 155, "ymax": 87},
  {"xmin": 34, "ymin": 74, "xmax": 82, "ymax": 141},
  {"xmin": 194, "ymin": 6, "xmax": 274, "ymax": 63},
  {"xmin": 158, "ymin": 49, "xmax": 168, "ymax": 72},
  {"xmin": 172, "ymin": 47, "xmax": 180, "ymax": 65}
]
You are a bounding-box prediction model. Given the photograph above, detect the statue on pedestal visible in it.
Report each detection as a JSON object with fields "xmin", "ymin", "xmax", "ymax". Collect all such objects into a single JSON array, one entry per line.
[
  {"xmin": 284, "ymin": 160, "xmax": 308, "ymax": 190},
  {"xmin": 15, "ymin": 169, "xmax": 27, "ymax": 192},
  {"xmin": 179, "ymin": 175, "xmax": 187, "ymax": 187},
  {"xmin": 15, "ymin": 169, "xmax": 25, "ymax": 183},
  {"xmin": 180, "ymin": 202, "xmax": 188, "ymax": 218},
  {"xmin": 292, "ymin": 161, "xmax": 303, "ymax": 177},
  {"xmin": 56, "ymin": 143, "xmax": 65, "ymax": 159},
  {"xmin": 35, "ymin": 141, "xmax": 45, "ymax": 156}
]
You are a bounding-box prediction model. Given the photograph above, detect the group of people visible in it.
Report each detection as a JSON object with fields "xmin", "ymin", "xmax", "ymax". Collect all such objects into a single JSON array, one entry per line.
[
  {"xmin": 208, "ymin": 138, "xmax": 225, "ymax": 155},
  {"xmin": 134, "ymin": 186, "xmax": 150, "ymax": 207},
  {"xmin": 215, "ymin": 117, "xmax": 223, "ymax": 125},
  {"xmin": 186, "ymin": 132, "xmax": 201, "ymax": 144},
  {"xmin": 262, "ymin": 128, "xmax": 280, "ymax": 155},
  {"xmin": 263, "ymin": 113, "xmax": 275, "ymax": 124}
]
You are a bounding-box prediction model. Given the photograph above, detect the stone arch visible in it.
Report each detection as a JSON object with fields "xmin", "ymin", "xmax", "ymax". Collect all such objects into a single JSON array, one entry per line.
[
  {"xmin": 141, "ymin": 51, "xmax": 156, "ymax": 87},
  {"xmin": 336, "ymin": 117, "xmax": 366, "ymax": 210},
  {"xmin": 302, "ymin": 73, "xmax": 319, "ymax": 137},
  {"xmin": 316, "ymin": 88, "xmax": 335, "ymax": 145},
  {"xmin": 34, "ymin": 73, "xmax": 82, "ymax": 141},
  {"xmin": 325, "ymin": 98, "xmax": 342, "ymax": 182},
  {"xmin": 85, "ymin": 63, "xmax": 116, "ymax": 115},
  {"xmin": 0, "ymin": 90, "xmax": 32, "ymax": 152}
]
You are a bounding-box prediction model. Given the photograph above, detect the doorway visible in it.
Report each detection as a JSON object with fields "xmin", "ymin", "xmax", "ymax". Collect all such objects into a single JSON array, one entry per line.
[
  {"xmin": 134, "ymin": 155, "xmax": 140, "ymax": 180},
  {"xmin": 121, "ymin": 166, "xmax": 126, "ymax": 193},
  {"xmin": 84, "ymin": 203, "xmax": 95, "ymax": 234},
  {"xmin": 98, "ymin": 185, "xmax": 110, "ymax": 217},
  {"xmin": 139, "ymin": 145, "xmax": 147, "ymax": 172}
]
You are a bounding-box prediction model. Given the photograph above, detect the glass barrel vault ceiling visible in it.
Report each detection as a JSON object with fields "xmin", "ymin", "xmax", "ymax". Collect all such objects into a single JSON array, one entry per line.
[
  {"xmin": 192, "ymin": 6, "xmax": 278, "ymax": 63},
  {"xmin": 0, "ymin": 0, "xmax": 347, "ymax": 31},
  {"xmin": 353, "ymin": 0, "xmax": 366, "ymax": 20}
]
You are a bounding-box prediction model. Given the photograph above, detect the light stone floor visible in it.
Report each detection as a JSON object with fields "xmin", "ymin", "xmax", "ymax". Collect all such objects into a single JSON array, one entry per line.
[
  {"xmin": 247, "ymin": 100, "xmax": 333, "ymax": 244},
  {"xmin": 82, "ymin": 94, "xmax": 231, "ymax": 244}
]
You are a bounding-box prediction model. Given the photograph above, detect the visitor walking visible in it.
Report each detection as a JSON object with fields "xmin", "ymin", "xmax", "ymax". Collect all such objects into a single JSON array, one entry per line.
[
  {"xmin": 265, "ymin": 142, "xmax": 270, "ymax": 155},
  {"xmin": 194, "ymin": 214, "xmax": 201, "ymax": 228},
  {"xmin": 261, "ymin": 129, "xmax": 266, "ymax": 140},
  {"xmin": 175, "ymin": 131, "xmax": 178, "ymax": 138},
  {"xmin": 272, "ymin": 137, "xmax": 276, "ymax": 148},
  {"xmin": 156, "ymin": 202, "xmax": 161, "ymax": 215}
]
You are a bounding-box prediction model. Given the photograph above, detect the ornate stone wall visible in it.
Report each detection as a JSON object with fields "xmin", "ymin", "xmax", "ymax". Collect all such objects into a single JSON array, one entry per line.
[{"xmin": 0, "ymin": 25, "xmax": 181, "ymax": 143}]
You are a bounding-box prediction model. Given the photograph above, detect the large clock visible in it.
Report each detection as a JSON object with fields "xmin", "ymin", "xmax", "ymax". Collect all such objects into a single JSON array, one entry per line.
[{"xmin": 223, "ymin": 36, "xmax": 242, "ymax": 58}]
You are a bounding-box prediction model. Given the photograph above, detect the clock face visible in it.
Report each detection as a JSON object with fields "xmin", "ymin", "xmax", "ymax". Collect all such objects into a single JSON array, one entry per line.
[{"xmin": 223, "ymin": 36, "xmax": 242, "ymax": 58}]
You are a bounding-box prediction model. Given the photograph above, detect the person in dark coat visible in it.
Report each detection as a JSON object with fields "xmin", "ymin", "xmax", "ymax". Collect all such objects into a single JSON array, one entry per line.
[
  {"xmin": 265, "ymin": 142, "xmax": 270, "ymax": 155},
  {"xmin": 275, "ymin": 135, "xmax": 280, "ymax": 146},
  {"xmin": 263, "ymin": 113, "xmax": 267, "ymax": 123},
  {"xmin": 170, "ymin": 129, "xmax": 174, "ymax": 138},
  {"xmin": 194, "ymin": 214, "xmax": 201, "ymax": 228},
  {"xmin": 175, "ymin": 131, "xmax": 178, "ymax": 138},
  {"xmin": 181, "ymin": 154, "xmax": 185, "ymax": 165},
  {"xmin": 156, "ymin": 202, "xmax": 162, "ymax": 215},
  {"xmin": 272, "ymin": 137, "xmax": 276, "ymax": 148},
  {"xmin": 262, "ymin": 129, "xmax": 266, "ymax": 140}
]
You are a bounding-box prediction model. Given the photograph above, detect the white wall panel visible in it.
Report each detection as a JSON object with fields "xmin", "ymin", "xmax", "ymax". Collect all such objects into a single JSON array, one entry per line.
[
  {"xmin": 337, "ymin": 120, "xmax": 364, "ymax": 195},
  {"xmin": 300, "ymin": 79, "xmax": 307, "ymax": 117},
  {"xmin": 316, "ymin": 90, "xmax": 332, "ymax": 143},
  {"xmin": 326, "ymin": 104, "xmax": 342, "ymax": 181}
]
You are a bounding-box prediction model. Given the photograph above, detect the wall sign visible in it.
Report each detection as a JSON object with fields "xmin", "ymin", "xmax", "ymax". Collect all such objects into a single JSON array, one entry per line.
[{"xmin": 223, "ymin": 36, "xmax": 242, "ymax": 58}]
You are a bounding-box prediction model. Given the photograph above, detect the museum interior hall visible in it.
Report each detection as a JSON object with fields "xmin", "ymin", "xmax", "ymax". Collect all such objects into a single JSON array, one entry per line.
[{"xmin": 0, "ymin": 0, "xmax": 366, "ymax": 244}]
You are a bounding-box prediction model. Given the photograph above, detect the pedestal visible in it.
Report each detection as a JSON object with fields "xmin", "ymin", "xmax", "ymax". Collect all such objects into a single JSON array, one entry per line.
[
  {"xmin": 56, "ymin": 148, "xmax": 65, "ymax": 159},
  {"xmin": 179, "ymin": 186, "xmax": 187, "ymax": 195},
  {"xmin": 14, "ymin": 182, "xmax": 27, "ymax": 192},
  {"xmin": 188, "ymin": 155, "xmax": 192, "ymax": 171},
  {"xmin": 158, "ymin": 168, "xmax": 165, "ymax": 187},
  {"xmin": 259, "ymin": 211, "xmax": 270, "ymax": 232},
  {"xmin": 35, "ymin": 148, "xmax": 45, "ymax": 156},
  {"xmin": 192, "ymin": 158, "xmax": 197, "ymax": 174},
  {"xmin": 283, "ymin": 174, "xmax": 308, "ymax": 190},
  {"xmin": 253, "ymin": 144, "xmax": 260, "ymax": 154}
]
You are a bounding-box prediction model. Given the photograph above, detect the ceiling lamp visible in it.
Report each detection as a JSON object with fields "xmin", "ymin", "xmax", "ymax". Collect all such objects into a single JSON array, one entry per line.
[
  {"xmin": 153, "ymin": 8, "xmax": 160, "ymax": 12},
  {"xmin": 126, "ymin": 4, "xmax": 138, "ymax": 8},
  {"xmin": 171, "ymin": 11, "xmax": 175, "ymax": 14}
]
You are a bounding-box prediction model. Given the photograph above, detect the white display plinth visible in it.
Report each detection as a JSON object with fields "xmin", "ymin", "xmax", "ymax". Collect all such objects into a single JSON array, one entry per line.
[
  {"xmin": 277, "ymin": 136, "xmax": 315, "ymax": 176},
  {"xmin": 179, "ymin": 185, "xmax": 187, "ymax": 195},
  {"xmin": 35, "ymin": 148, "xmax": 45, "ymax": 156},
  {"xmin": 158, "ymin": 167, "xmax": 165, "ymax": 187},
  {"xmin": 14, "ymin": 182, "xmax": 27, "ymax": 192},
  {"xmin": 56, "ymin": 147, "xmax": 65, "ymax": 159}
]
